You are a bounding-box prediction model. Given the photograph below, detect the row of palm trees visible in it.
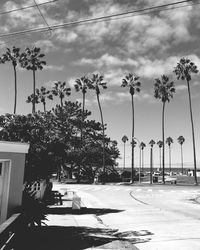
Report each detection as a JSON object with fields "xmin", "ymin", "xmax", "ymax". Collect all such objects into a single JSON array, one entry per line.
[
  {"xmin": 122, "ymin": 136, "xmax": 185, "ymax": 174},
  {"xmin": 121, "ymin": 59, "xmax": 198, "ymax": 184}
]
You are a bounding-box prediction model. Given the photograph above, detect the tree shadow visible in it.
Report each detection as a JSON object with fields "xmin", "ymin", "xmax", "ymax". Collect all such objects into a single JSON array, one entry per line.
[
  {"xmin": 46, "ymin": 207, "xmax": 124, "ymax": 215},
  {"xmin": 17, "ymin": 226, "xmax": 153, "ymax": 250}
]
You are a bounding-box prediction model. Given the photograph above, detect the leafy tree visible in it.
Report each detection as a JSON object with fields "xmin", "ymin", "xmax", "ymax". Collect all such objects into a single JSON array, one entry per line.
[
  {"xmin": 157, "ymin": 140, "xmax": 163, "ymax": 171},
  {"xmin": 122, "ymin": 135, "xmax": 128, "ymax": 170},
  {"xmin": 74, "ymin": 76, "xmax": 90, "ymax": 145},
  {"xmin": 88, "ymin": 74, "xmax": 107, "ymax": 183},
  {"xmin": 154, "ymin": 75, "xmax": 175, "ymax": 183},
  {"xmin": 20, "ymin": 47, "xmax": 46, "ymax": 113},
  {"xmin": 51, "ymin": 81, "xmax": 71, "ymax": 108},
  {"xmin": 177, "ymin": 135, "xmax": 185, "ymax": 174},
  {"xmin": 121, "ymin": 73, "xmax": 141, "ymax": 183},
  {"xmin": 166, "ymin": 137, "xmax": 173, "ymax": 172},
  {"xmin": 174, "ymin": 58, "xmax": 198, "ymax": 185},
  {"xmin": 0, "ymin": 47, "xmax": 21, "ymax": 114},
  {"xmin": 139, "ymin": 142, "xmax": 146, "ymax": 172}
]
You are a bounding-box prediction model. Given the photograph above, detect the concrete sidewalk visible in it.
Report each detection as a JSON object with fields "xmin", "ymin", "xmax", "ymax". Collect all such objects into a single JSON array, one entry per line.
[{"xmin": 43, "ymin": 188, "xmax": 139, "ymax": 250}]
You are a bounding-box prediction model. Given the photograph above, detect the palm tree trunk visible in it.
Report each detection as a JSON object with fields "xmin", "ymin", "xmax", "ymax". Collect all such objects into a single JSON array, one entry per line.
[
  {"xmin": 123, "ymin": 142, "xmax": 126, "ymax": 170},
  {"xmin": 142, "ymin": 149, "xmax": 144, "ymax": 172},
  {"xmin": 97, "ymin": 94, "xmax": 105, "ymax": 183},
  {"xmin": 187, "ymin": 80, "xmax": 198, "ymax": 185},
  {"xmin": 169, "ymin": 146, "xmax": 171, "ymax": 172},
  {"xmin": 131, "ymin": 94, "xmax": 135, "ymax": 183},
  {"xmin": 60, "ymin": 97, "xmax": 63, "ymax": 108},
  {"xmin": 33, "ymin": 69, "xmax": 36, "ymax": 113},
  {"xmin": 43, "ymin": 102, "xmax": 46, "ymax": 113},
  {"xmin": 13, "ymin": 66, "xmax": 17, "ymax": 114},
  {"xmin": 139, "ymin": 147, "xmax": 141, "ymax": 182},
  {"xmin": 81, "ymin": 92, "xmax": 85, "ymax": 146},
  {"xmin": 150, "ymin": 147, "xmax": 153, "ymax": 184},
  {"xmin": 159, "ymin": 147, "xmax": 161, "ymax": 171},
  {"xmin": 181, "ymin": 144, "xmax": 184, "ymax": 174},
  {"xmin": 162, "ymin": 102, "xmax": 165, "ymax": 183}
]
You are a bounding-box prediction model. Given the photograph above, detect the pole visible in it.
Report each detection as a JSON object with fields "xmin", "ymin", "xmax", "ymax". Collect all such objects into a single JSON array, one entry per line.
[
  {"xmin": 139, "ymin": 147, "xmax": 141, "ymax": 183},
  {"xmin": 150, "ymin": 147, "xmax": 153, "ymax": 184}
]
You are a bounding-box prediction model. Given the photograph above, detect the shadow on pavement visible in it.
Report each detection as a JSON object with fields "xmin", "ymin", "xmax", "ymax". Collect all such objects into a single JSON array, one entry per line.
[
  {"xmin": 17, "ymin": 226, "xmax": 153, "ymax": 250},
  {"xmin": 46, "ymin": 207, "xmax": 124, "ymax": 215}
]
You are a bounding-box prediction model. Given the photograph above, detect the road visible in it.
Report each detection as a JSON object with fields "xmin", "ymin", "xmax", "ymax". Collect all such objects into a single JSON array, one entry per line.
[{"xmin": 52, "ymin": 183, "xmax": 200, "ymax": 250}]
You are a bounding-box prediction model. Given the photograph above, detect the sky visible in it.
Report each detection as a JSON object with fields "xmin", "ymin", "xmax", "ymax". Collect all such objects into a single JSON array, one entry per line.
[{"xmin": 0, "ymin": 0, "xmax": 200, "ymax": 170}]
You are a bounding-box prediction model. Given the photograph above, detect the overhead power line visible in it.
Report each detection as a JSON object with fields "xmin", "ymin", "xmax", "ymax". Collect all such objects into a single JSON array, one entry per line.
[
  {"xmin": 0, "ymin": 0, "xmax": 58, "ymax": 16},
  {"xmin": 0, "ymin": 0, "xmax": 198, "ymax": 40},
  {"xmin": 33, "ymin": 0, "xmax": 52, "ymax": 33}
]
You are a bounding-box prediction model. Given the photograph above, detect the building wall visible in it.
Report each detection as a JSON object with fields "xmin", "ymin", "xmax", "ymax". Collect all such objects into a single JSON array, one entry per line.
[{"xmin": 0, "ymin": 152, "xmax": 26, "ymax": 218}]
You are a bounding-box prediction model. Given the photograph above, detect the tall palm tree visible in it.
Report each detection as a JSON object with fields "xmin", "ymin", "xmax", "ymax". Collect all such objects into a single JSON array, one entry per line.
[
  {"xmin": 52, "ymin": 81, "xmax": 71, "ymax": 107},
  {"xmin": 149, "ymin": 140, "xmax": 155, "ymax": 184},
  {"xmin": 166, "ymin": 137, "xmax": 173, "ymax": 172},
  {"xmin": 20, "ymin": 47, "xmax": 46, "ymax": 113},
  {"xmin": 88, "ymin": 74, "xmax": 107, "ymax": 182},
  {"xmin": 177, "ymin": 135, "xmax": 185, "ymax": 174},
  {"xmin": 74, "ymin": 76, "xmax": 90, "ymax": 145},
  {"xmin": 122, "ymin": 135, "xmax": 129, "ymax": 170},
  {"xmin": 35, "ymin": 86, "xmax": 53, "ymax": 112},
  {"xmin": 154, "ymin": 75, "xmax": 175, "ymax": 183},
  {"xmin": 0, "ymin": 46, "xmax": 21, "ymax": 114},
  {"xmin": 157, "ymin": 140, "xmax": 163, "ymax": 171},
  {"xmin": 139, "ymin": 142, "xmax": 146, "ymax": 172},
  {"xmin": 121, "ymin": 73, "xmax": 141, "ymax": 183},
  {"xmin": 174, "ymin": 58, "xmax": 198, "ymax": 185}
]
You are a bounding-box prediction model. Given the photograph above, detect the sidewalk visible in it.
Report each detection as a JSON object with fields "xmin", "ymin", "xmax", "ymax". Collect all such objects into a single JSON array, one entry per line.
[{"xmin": 43, "ymin": 188, "xmax": 139, "ymax": 250}]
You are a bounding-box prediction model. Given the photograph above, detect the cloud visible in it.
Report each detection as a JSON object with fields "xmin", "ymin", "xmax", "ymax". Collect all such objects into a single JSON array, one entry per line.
[
  {"xmin": 53, "ymin": 29, "xmax": 78, "ymax": 43},
  {"xmin": 44, "ymin": 65, "xmax": 64, "ymax": 71},
  {"xmin": 34, "ymin": 40, "xmax": 58, "ymax": 53}
]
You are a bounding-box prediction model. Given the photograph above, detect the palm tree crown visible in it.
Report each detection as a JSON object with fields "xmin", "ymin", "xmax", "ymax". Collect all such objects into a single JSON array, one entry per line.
[
  {"xmin": 166, "ymin": 137, "xmax": 173, "ymax": 146},
  {"xmin": 122, "ymin": 135, "xmax": 128, "ymax": 144},
  {"xmin": 140, "ymin": 142, "xmax": 146, "ymax": 150},
  {"xmin": 174, "ymin": 58, "xmax": 198, "ymax": 81},
  {"xmin": 52, "ymin": 81, "xmax": 71, "ymax": 107},
  {"xmin": 177, "ymin": 135, "xmax": 185, "ymax": 145},
  {"xmin": 154, "ymin": 75, "xmax": 175, "ymax": 102},
  {"xmin": 121, "ymin": 73, "xmax": 141, "ymax": 95},
  {"xmin": 149, "ymin": 140, "xmax": 155, "ymax": 148},
  {"xmin": 157, "ymin": 140, "xmax": 163, "ymax": 148}
]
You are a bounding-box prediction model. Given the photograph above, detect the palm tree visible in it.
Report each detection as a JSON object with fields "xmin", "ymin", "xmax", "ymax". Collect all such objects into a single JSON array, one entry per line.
[
  {"xmin": 154, "ymin": 75, "xmax": 175, "ymax": 183},
  {"xmin": 121, "ymin": 73, "xmax": 141, "ymax": 183},
  {"xmin": 74, "ymin": 76, "xmax": 90, "ymax": 145},
  {"xmin": 122, "ymin": 135, "xmax": 129, "ymax": 170},
  {"xmin": 177, "ymin": 135, "xmax": 185, "ymax": 174},
  {"xmin": 35, "ymin": 86, "xmax": 53, "ymax": 112},
  {"xmin": 149, "ymin": 140, "xmax": 155, "ymax": 184},
  {"xmin": 174, "ymin": 58, "xmax": 198, "ymax": 185},
  {"xmin": 166, "ymin": 137, "xmax": 173, "ymax": 172},
  {"xmin": 88, "ymin": 74, "xmax": 107, "ymax": 182},
  {"xmin": 0, "ymin": 46, "xmax": 21, "ymax": 114},
  {"xmin": 51, "ymin": 81, "xmax": 71, "ymax": 107},
  {"xmin": 139, "ymin": 142, "xmax": 146, "ymax": 172},
  {"xmin": 20, "ymin": 47, "xmax": 46, "ymax": 113},
  {"xmin": 157, "ymin": 140, "xmax": 163, "ymax": 171}
]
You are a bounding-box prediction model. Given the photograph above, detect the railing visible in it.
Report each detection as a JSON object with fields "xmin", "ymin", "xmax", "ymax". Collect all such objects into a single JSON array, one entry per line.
[{"xmin": 0, "ymin": 213, "xmax": 25, "ymax": 250}]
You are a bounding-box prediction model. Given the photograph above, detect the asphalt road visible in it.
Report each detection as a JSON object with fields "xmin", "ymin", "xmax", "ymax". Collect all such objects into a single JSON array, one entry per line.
[{"xmin": 53, "ymin": 183, "xmax": 200, "ymax": 250}]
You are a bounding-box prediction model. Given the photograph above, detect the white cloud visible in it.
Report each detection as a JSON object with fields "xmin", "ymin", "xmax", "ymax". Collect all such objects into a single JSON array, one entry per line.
[
  {"xmin": 34, "ymin": 40, "xmax": 58, "ymax": 53},
  {"xmin": 44, "ymin": 65, "xmax": 64, "ymax": 71},
  {"xmin": 53, "ymin": 29, "xmax": 78, "ymax": 43}
]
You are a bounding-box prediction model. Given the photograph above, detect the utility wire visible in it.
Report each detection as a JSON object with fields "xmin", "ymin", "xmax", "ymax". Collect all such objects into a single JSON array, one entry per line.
[
  {"xmin": 0, "ymin": 0, "xmax": 58, "ymax": 16},
  {"xmin": 33, "ymin": 0, "xmax": 52, "ymax": 33},
  {"xmin": 0, "ymin": 0, "xmax": 198, "ymax": 40}
]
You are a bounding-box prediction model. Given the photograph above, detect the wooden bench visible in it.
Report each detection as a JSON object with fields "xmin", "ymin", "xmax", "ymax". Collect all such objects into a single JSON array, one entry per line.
[{"xmin": 165, "ymin": 177, "xmax": 177, "ymax": 184}]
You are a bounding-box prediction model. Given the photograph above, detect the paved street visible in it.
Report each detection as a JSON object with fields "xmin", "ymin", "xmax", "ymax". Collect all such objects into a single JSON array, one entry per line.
[{"xmin": 50, "ymin": 183, "xmax": 200, "ymax": 250}]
